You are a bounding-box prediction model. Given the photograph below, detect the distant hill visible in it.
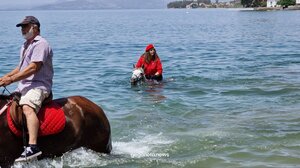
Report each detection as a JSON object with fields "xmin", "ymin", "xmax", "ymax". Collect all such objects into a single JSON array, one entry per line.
[{"xmin": 34, "ymin": 0, "xmax": 173, "ymax": 10}]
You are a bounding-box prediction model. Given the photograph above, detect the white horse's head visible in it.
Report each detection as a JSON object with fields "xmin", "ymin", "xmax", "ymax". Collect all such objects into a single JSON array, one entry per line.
[{"xmin": 131, "ymin": 65, "xmax": 145, "ymax": 85}]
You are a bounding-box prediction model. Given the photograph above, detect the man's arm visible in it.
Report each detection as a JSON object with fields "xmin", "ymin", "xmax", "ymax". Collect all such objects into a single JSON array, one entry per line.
[
  {"xmin": 1, "ymin": 67, "xmax": 20, "ymax": 78},
  {"xmin": 11, "ymin": 62, "xmax": 42, "ymax": 82},
  {"xmin": 0, "ymin": 62, "xmax": 42, "ymax": 86}
]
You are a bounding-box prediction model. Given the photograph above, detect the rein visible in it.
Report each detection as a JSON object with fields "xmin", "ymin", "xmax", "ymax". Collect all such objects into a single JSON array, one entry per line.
[
  {"xmin": 0, "ymin": 87, "xmax": 20, "ymax": 116},
  {"xmin": 0, "ymin": 86, "xmax": 13, "ymax": 115},
  {"xmin": 0, "ymin": 99, "xmax": 13, "ymax": 116}
]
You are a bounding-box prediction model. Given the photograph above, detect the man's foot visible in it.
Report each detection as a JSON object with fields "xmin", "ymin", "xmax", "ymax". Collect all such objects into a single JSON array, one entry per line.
[{"xmin": 15, "ymin": 145, "xmax": 42, "ymax": 162}]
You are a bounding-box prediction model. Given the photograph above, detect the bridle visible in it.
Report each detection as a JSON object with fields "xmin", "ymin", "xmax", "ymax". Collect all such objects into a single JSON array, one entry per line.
[
  {"xmin": 0, "ymin": 86, "xmax": 20, "ymax": 115},
  {"xmin": 132, "ymin": 73, "xmax": 144, "ymax": 82}
]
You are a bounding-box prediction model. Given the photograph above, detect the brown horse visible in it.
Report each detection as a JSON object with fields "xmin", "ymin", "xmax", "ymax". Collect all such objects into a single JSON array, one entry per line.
[{"xmin": 0, "ymin": 94, "xmax": 111, "ymax": 168}]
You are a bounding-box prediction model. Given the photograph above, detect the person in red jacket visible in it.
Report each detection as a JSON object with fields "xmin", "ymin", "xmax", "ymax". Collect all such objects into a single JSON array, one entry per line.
[{"xmin": 135, "ymin": 44, "xmax": 163, "ymax": 81}]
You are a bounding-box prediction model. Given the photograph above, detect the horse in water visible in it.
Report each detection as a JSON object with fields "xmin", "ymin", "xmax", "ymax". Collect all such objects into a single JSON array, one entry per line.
[
  {"xmin": 130, "ymin": 65, "xmax": 146, "ymax": 86},
  {"xmin": 0, "ymin": 93, "xmax": 111, "ymax": 168},
  {"xmin": 130, "ymin": 65, "xmax": 163, "ymax": 86}
]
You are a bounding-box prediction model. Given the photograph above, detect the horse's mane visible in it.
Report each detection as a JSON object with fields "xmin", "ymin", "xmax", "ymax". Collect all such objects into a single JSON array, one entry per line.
[
  {"xmin": 0, "ymin": 92, "xmax": 20, "ymax": 100},
  {"xmin": 133, "ymin": 67, "xmax": 144, "ymax": 73},
  {"xmin": 0, "ymin": 94, "xmax": 11, "ymax": 100}
]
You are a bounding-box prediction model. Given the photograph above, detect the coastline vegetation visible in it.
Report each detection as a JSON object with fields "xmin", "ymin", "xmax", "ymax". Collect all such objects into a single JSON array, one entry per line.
[
  {"xmin": 167, "ymin": 0, "xmax": 211, "ymax": 8},
  {"xmin": 167, "ymin": 0, "xmax": 297, "ymax": 8}
]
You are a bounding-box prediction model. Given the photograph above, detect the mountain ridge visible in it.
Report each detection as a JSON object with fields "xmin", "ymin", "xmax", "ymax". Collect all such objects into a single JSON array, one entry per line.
[{"xmin": 34, "ymin": 0, "xmax": 172, "ymax": 10}]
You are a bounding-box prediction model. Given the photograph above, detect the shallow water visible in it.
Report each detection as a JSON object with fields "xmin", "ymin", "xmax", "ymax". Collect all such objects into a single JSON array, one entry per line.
[{"xmin": 0, "ymin": 9, "xmax": 300, "ymax": 167}]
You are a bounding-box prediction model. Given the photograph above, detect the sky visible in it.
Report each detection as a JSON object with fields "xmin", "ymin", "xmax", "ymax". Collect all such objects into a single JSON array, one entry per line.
[{"xmin": 0, "ymin": 0, "xmax": 58, "ymax": 8}]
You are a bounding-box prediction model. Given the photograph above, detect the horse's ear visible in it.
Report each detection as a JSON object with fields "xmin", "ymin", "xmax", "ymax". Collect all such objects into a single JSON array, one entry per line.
[{"xmin": 133, "ymin": 64, "xmax": 136, "ymax": 68}]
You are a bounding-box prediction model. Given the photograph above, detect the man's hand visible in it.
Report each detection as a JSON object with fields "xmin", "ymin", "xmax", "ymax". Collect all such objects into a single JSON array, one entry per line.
[{"xmin": 0, "ymin": 76, "xmax": 13, "ymax": 87}]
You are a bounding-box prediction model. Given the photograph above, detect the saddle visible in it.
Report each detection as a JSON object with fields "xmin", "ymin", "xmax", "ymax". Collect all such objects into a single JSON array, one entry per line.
[{"xmin": 6, "ymin": 93, "xmax": 66, "ymax": 137}]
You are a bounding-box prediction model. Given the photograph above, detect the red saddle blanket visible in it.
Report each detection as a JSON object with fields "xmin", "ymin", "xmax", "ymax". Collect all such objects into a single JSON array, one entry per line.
[{"xmin": 7, "ymin": 101, "xmax": 66, "ymax": 137}]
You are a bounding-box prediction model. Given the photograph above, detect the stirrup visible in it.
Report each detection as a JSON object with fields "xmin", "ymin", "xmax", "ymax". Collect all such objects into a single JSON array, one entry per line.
[{"xmin": 15, "ymin": 146, "xmax": 42, "ymax": 162}]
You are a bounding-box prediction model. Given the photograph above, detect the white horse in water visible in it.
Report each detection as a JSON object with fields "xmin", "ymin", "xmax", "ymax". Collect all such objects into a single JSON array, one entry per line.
[
  {"xmin": 130, "ymin": 65, "xmax": 163, "ymax": 86},
  {"xmin": 130, "ymin": 65, "xmax": 146, "ymax": 85}
]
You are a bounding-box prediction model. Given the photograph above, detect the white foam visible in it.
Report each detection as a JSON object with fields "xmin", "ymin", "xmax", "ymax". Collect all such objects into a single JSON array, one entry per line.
[
  {"xmin": 112, "ymin": 132, "xmax": 174, "ymax": 158},
  {"xmin": 12, "ymin": 133, "xmax": 173, "ymax": 167},
  {"xmin": 13, "ymin": 157, "xmax": 63, "ymax": 168},
  {"xmin": 62, "ymin": 147, "xmax": 109, "ymax": 167},
  {"xmin": 13, "ymin": 148, "xmax": 109, "ymax": 168}
]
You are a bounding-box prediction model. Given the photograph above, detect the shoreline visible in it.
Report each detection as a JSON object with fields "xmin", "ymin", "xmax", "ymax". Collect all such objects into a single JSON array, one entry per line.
[{"xmin": 254, "ymin": 5, "xmax": 300, "ymax": 11}]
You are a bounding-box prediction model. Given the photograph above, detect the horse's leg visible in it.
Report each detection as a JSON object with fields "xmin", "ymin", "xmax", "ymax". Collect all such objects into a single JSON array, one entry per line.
[
  {"xmin": 38, "ymin": 120, "xmax": 81, "ymax": 157},
  {"xmin": 0, "ymin": 117, "xmax": 23, "ymax": 167},
  {"xmin": 0, "ymin": 158, "xmax": 17, "ymax": 168}
]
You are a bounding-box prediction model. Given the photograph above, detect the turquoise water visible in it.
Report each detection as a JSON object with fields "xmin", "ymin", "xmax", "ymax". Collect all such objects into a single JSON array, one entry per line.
[{"xmin": 1, "ymin": 9, "xmax": 300, "ymax": 167}]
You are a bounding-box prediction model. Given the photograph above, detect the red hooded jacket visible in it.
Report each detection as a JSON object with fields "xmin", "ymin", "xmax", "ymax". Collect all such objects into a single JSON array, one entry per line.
[{"xmin": 136, "ymin": 55, "xmax": 163, "ymax": 77}]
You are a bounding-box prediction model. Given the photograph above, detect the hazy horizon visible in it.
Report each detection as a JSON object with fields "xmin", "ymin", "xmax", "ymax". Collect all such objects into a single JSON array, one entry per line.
[
  {"xmin": 0, "ymin": 0, "xmax": 173, "ymax": 9},
  {"xmin": 0, "ymin": 0, "xmax": 58, "ymax": 9},
  {"xmin": 0, "ymin": 0, "xmax": 223, "ymax": 10}
]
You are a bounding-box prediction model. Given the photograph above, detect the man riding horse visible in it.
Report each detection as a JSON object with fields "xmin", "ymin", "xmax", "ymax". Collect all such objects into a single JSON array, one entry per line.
[{"xmin": 0, "ymin": 16, "xmax": 53, "ymax": 162}]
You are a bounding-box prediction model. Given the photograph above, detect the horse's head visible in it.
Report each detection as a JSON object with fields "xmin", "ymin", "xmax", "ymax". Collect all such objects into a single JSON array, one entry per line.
[
  {"xmin": 0, "ymin": 92, "xmax": 20, "ymax": 107},
  {"xmin": 131, "ymin": 65, "xmax": 146, "ymax": 85}
]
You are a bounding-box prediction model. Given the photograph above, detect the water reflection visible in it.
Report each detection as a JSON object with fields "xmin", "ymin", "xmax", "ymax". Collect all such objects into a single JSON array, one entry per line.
[{"xmin": 131, "ymin": 80, "xmax": 167, "ymax": 103}]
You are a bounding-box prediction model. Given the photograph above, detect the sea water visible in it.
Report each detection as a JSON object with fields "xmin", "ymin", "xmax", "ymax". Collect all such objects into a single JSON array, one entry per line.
[{"xmin": 0, "ymin": 9, "xmax": 300, "ymax": 168}]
